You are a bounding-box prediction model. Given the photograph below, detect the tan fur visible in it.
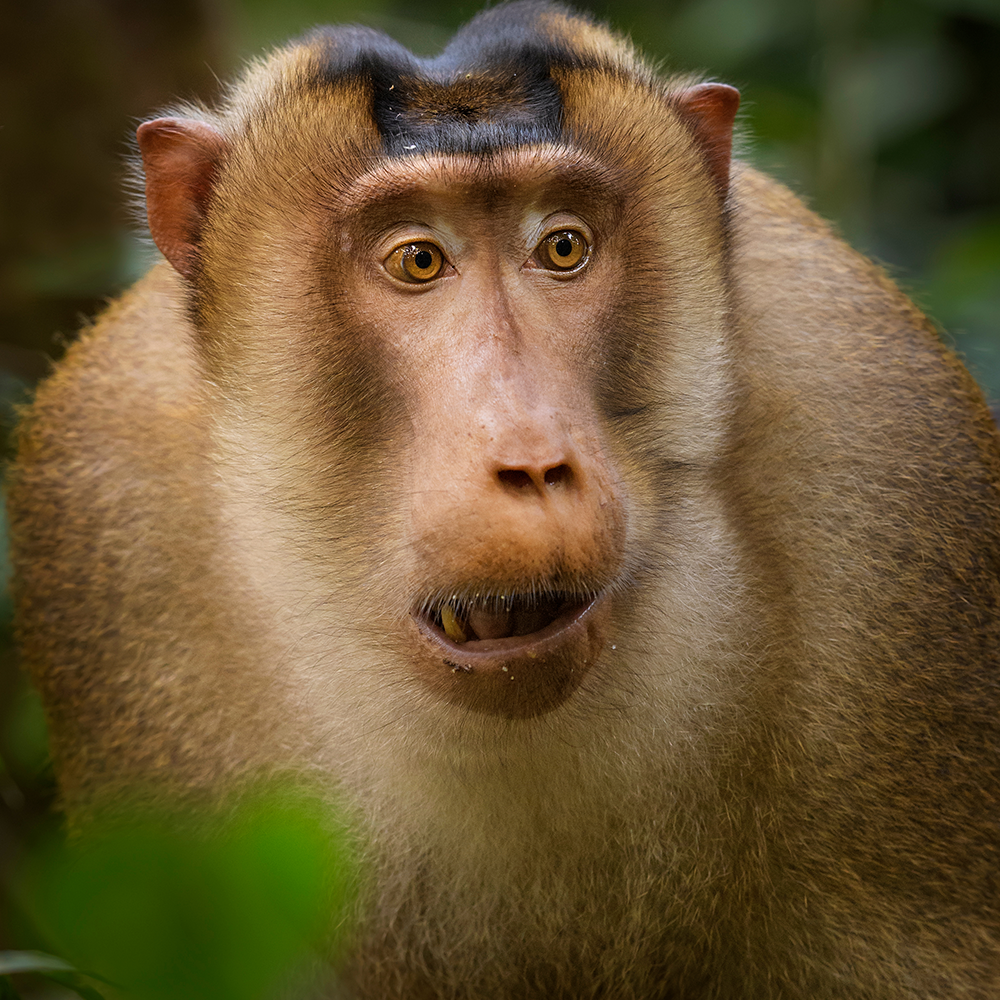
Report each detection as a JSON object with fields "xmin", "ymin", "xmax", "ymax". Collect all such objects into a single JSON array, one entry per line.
[{"xmin": 9, "ymin": 3, "xmax": 1000, "ymax": 997}]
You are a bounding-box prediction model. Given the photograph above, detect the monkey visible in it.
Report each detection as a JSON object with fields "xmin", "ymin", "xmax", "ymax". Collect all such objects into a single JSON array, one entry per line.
[{"xmin": 7, "ymin": 1, "xmax": 1000, "ymax": 997}]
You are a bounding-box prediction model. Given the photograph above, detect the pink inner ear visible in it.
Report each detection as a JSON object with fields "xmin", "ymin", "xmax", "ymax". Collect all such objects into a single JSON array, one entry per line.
[
  {"xmin": 137, "ymin": 118, "xmax": 227, "ymax": 280},
  {"xmin": 674, "ymin": 83, "xmax": 741, "ymax": 198}
]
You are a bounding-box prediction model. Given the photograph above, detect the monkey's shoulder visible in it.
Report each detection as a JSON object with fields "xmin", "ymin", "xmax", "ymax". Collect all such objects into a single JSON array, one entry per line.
[
  {"xmin": 730, "ymin": 164, "xmax": 917, "ymax": 321},
  {"xmin": 7, "ymin": 263, "xmax": 240, "ymax": 780},
  {"xmin": 727, "ymin": 165, "xmax": 1000, "ymax": 594},
  {"xmin": 20, "ymin": 263, "xmax": 203, "ymax": 458},
  {"xmin": 10, "ymin": 261, "xmax": 209, "ymax": 584},
  {"xmin": 729, "ymin": 164, "xmax": 994, "ymax": 426}
]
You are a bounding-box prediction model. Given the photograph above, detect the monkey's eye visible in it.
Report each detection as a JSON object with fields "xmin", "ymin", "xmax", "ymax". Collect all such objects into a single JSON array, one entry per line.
[
  {"xmin": 537, "ymin": 230, "xmax": 588, "ymax": 271},
  {"xmin": 385, "ymin": 242, "xmax": 446, "ymax": 283}
]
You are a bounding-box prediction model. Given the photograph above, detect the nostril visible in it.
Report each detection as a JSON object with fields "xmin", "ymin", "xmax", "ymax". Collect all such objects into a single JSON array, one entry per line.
[
  {"xmin": 498, "ymin": 469, "xmax": 534, "ymax": 490},
  {"xmin": 498, "ymin": 464, "xmax": 574, "ymax": 492},
  {"xmin": 543, "ymin": 463, "xmax": 572, "ymax": 487}
]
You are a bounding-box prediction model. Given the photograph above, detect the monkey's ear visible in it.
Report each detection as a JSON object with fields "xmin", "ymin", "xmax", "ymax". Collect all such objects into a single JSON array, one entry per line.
[
  {"xmin": 136, "ymin": 117, "xmax": 227, "ymax": 280},
  {"xmin": 673, "ymin": 83, "xmax": 740, "ymax": 198}
]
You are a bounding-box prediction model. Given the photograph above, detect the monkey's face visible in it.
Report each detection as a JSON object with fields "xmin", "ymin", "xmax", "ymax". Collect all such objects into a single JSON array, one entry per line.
[
  {"xmin": 138, "ymin": 49, "xmax": 739, "ymax": 725},
  {"xmin": 320, "ymin": 148, "xmax": 629, "ymax": 717}
]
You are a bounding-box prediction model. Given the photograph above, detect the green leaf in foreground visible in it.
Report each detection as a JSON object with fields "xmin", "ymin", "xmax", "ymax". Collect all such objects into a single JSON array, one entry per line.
[
  {"xmin": 18, "ymin": 788, "xmax": 360, "ymax": 1000},
  {"xmin": 0, "ymin": 951, "xmax": 108, "ymax": 1000},
  {"xmin": 0, "ymin": 952, "xmax": 75, "ymax": 976}
]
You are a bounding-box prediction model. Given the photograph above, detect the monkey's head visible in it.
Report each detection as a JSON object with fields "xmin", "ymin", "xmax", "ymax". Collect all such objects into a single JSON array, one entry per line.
[{"xmin": 135, "ymin": 1, "xmax": 739, "ymax": 722}]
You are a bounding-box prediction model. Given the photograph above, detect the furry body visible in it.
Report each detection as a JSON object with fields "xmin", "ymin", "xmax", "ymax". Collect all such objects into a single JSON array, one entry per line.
[{"xmin": 9, "ymin": 3, "xmax": 1000, "ymax": 997}]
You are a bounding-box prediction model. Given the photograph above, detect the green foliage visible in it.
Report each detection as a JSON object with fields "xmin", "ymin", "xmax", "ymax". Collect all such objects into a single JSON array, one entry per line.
[
  {"xmin": 0, "ymin": 951, "xmax": 106, "ymax": 1000},
  {"xmin": 13, "ymin": 789, "xmax": 360, "ymax": 1000}
]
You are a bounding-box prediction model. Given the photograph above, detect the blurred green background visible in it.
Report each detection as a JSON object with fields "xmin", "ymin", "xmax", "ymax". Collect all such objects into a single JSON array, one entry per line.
[{"xmin": 1, "ymin": 0, "xmax": 999, "ymax": 992}]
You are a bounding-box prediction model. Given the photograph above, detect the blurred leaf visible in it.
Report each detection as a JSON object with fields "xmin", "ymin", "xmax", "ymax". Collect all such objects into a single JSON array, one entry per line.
[
  {"xmin": 0, "ymin": 954, "xmax": 108, "ymax": 1000},
  {"xmin": 0, "ymin": 952, "xmax": 75, "ymax": 975},
  {"xmin": 39, "ymin": 974, "xmax": 108, "ymax": 1000},
  {"xmin": 17, "ymin": 788, "xmax": 360, "ymax": 1000}
]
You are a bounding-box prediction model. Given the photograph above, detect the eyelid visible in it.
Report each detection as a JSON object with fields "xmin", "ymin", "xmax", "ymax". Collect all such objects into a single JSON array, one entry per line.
[{"xmin": 528, "ymin": 212, "xmax": 594, "ymax": 247}]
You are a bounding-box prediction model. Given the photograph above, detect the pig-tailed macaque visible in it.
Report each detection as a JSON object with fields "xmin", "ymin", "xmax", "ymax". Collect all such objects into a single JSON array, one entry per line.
[{"xmin": 8, "ymin": 1, "xmax": 1000, "ymax": 996}]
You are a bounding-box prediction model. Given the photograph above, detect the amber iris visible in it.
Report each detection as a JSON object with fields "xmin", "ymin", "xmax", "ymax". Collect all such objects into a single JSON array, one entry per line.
[
  {"xmin": 386, "ymin": 242, "xmax": 445, "ymax": 282},
  {"xmin": 539, "ymin": 230, "xmax": 587, "ymax": 270}
]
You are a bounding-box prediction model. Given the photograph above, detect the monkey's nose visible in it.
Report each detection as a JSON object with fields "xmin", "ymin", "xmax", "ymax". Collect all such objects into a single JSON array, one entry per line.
[{"xmin": 496, "ymin": 462, "xmax": 574, "ymax": 494}]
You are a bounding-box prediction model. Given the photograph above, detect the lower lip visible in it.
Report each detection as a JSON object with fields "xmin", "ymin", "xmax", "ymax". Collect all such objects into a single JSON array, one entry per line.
[{"xmin": 409, "ymin": 595, "xmax": 610, "ymax": 719}]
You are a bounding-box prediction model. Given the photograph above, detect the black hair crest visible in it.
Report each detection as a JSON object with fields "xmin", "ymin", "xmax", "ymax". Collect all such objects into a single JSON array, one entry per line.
[{"xmin": 301, "ymin": 1, "xmax": 609, "ymax": 157}]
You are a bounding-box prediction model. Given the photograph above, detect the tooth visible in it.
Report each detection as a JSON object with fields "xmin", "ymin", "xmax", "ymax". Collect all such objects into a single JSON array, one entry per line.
[{"xmin": 441, "ymin": 604, "xmax": 468, "ymax": 643}]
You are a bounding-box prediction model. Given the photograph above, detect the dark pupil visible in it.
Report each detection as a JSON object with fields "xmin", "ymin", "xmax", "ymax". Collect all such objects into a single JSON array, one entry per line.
[
  {"xmin": 555, "ymin": 238, "xmax": 573, "ymax": 258},
  {"xmin": 414, "ymin": 249, "xmax": 433, "ymax": 270}
]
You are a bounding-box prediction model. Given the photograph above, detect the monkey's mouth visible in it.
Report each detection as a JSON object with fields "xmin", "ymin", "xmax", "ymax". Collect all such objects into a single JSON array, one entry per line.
[
  {"xmin": 422, "ymin": 591, "xmax": 589, "ymax": 645},
  {"xmin": 409, "ymin": 589, "xmax": 610, "ymax": 718}
]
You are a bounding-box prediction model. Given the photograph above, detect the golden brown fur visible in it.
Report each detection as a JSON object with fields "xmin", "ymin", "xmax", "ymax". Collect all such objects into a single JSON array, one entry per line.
[{"xmin": 9, "ymin": 2, "xmax": 1000, "ymax": 997}]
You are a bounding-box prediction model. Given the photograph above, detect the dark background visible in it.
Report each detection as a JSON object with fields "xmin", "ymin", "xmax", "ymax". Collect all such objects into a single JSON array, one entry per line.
[{"xmin": 2, "ymin": 0, "xmax": 999, "ymax": 971}]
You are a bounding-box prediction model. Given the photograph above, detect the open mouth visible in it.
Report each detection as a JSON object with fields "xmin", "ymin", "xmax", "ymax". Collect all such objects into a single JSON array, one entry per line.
[
  {"xmin": 412, "ymin": 591, "xmax": 610, "ymax": 718},
  {"xmin": 419, "ymin": 591, "xmax": 594, "ymax": 647},
  {"xmin": 409, "ymin": 587, "xmax": 609, "ymax": 718}
]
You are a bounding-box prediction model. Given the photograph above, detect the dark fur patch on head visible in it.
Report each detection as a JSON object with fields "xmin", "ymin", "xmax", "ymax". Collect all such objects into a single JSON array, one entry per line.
[{"xmin": 303, "ymin": 1, "xmax": 609, "ymax": 156}]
